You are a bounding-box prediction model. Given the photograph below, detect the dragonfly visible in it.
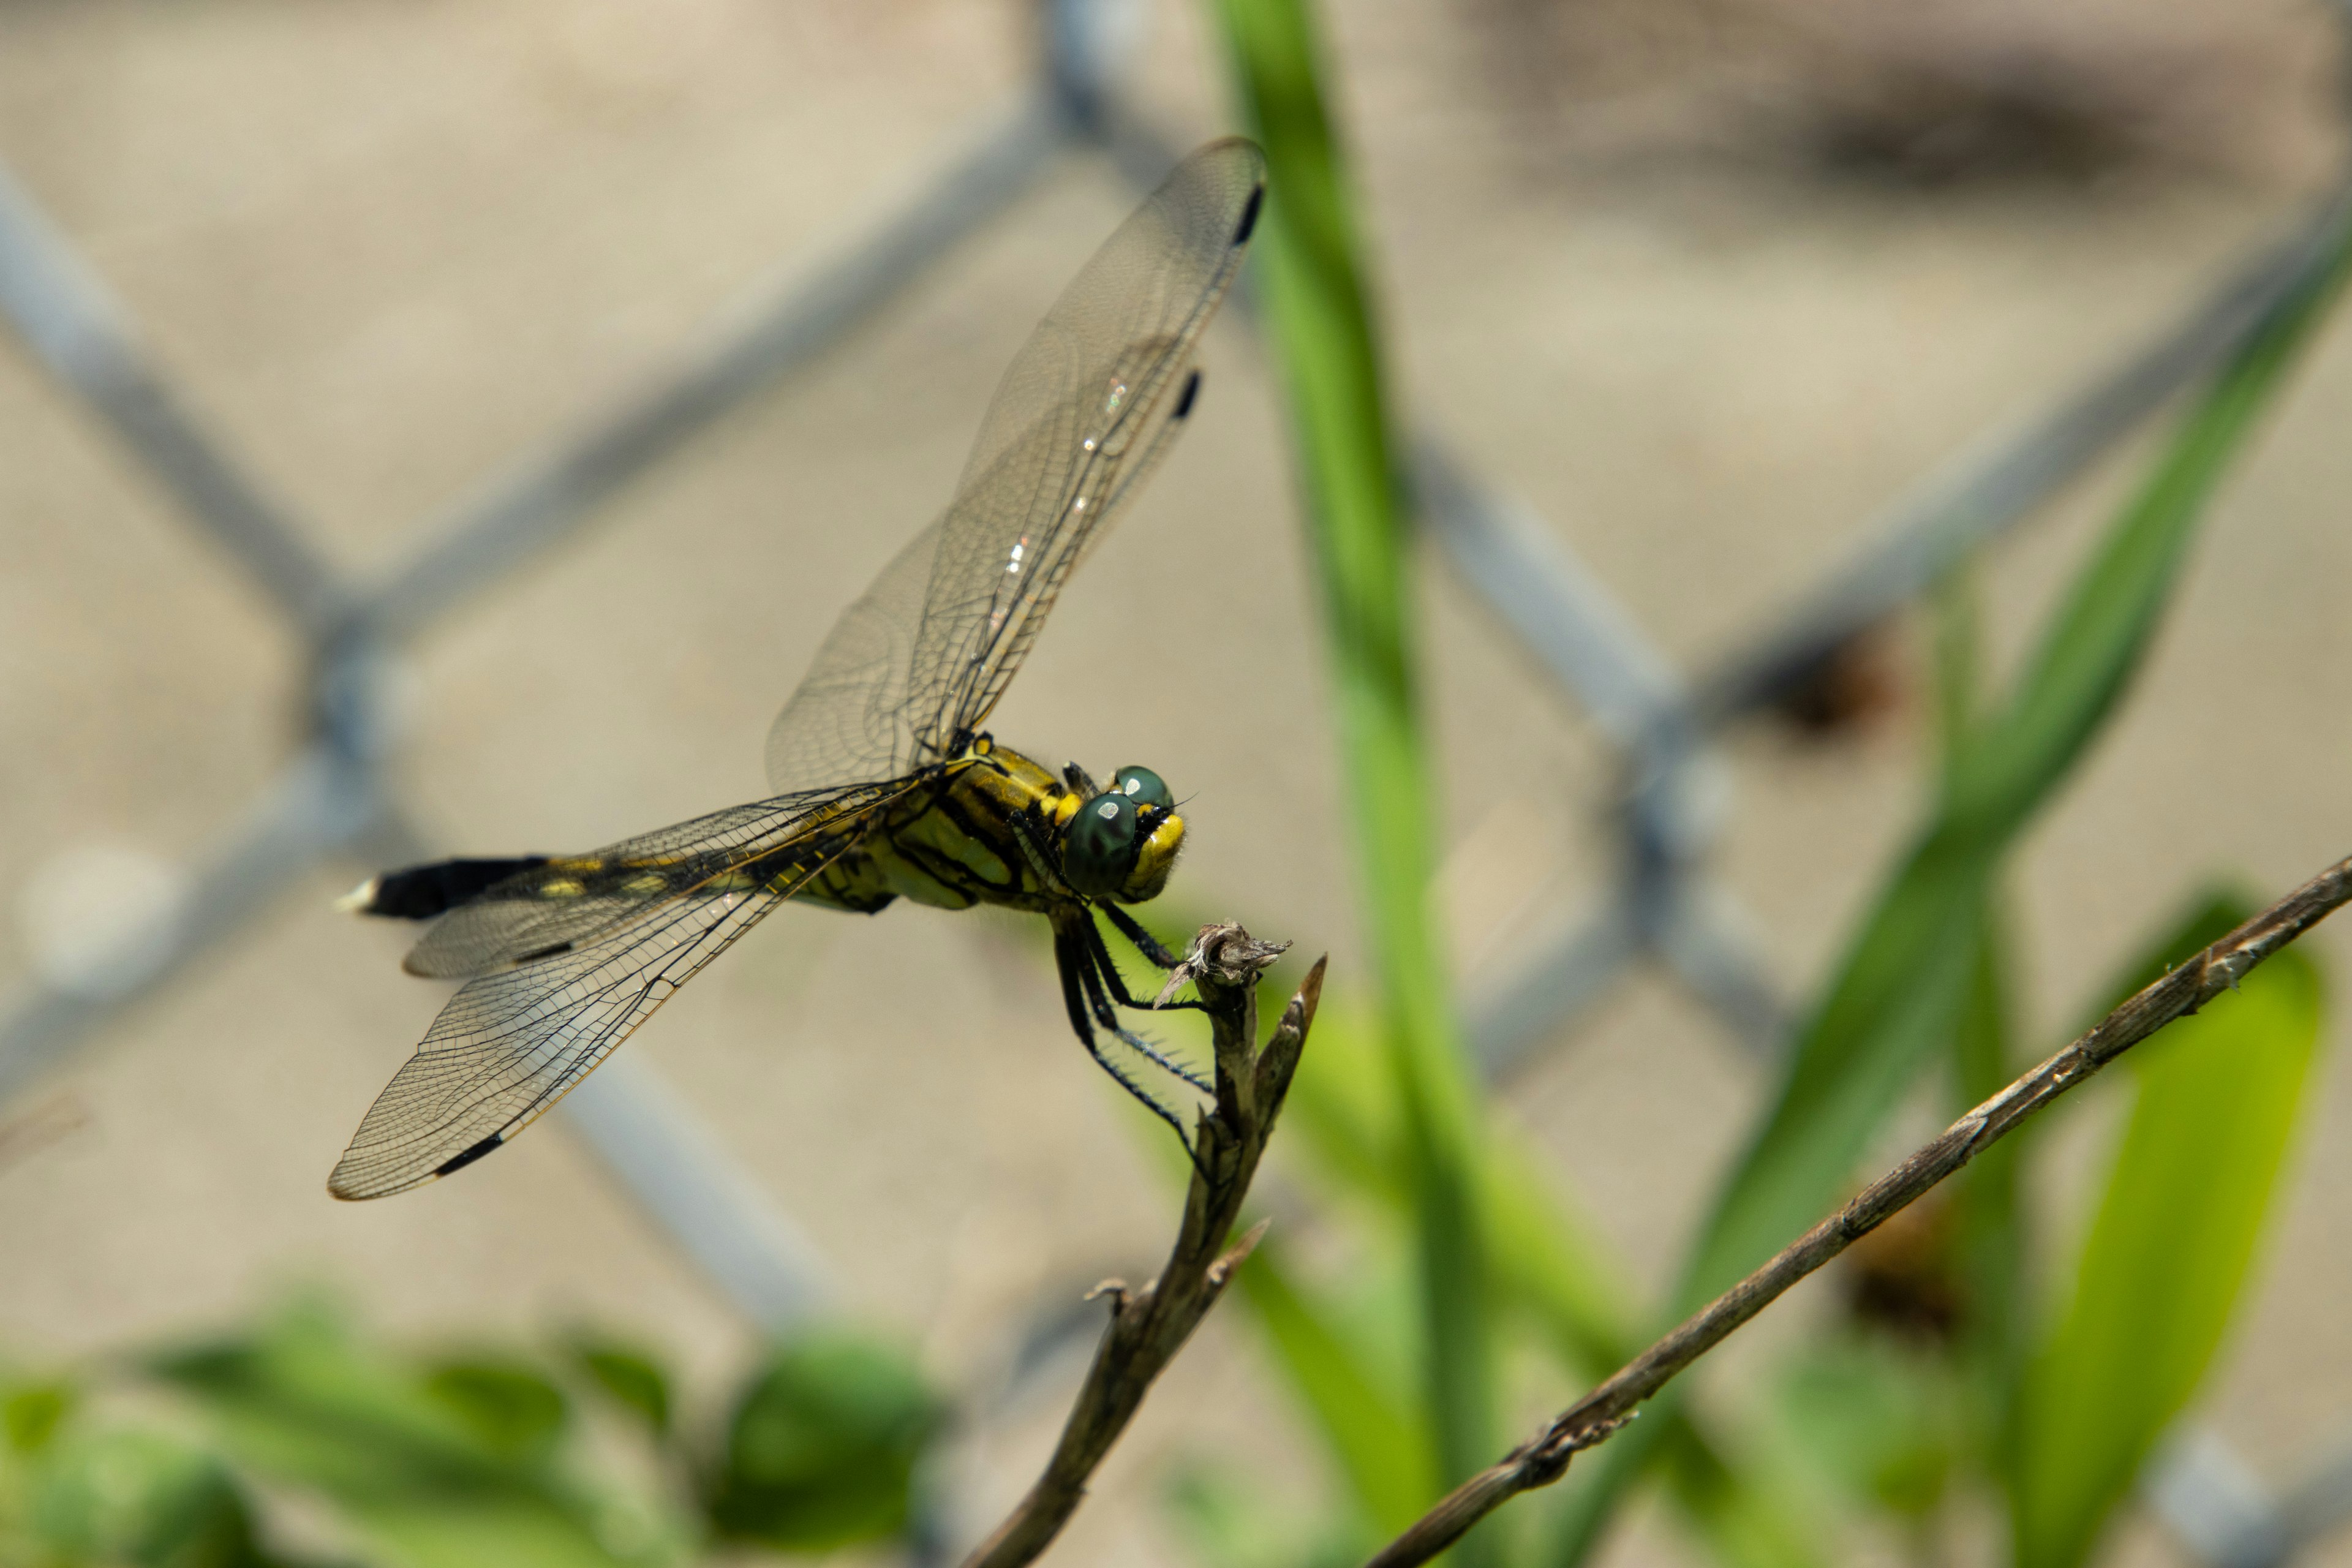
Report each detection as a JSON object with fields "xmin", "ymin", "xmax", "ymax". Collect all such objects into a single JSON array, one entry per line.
[{"xmin": 328, "ymin": 139, "xmax": 1265, "ymax": 1200}]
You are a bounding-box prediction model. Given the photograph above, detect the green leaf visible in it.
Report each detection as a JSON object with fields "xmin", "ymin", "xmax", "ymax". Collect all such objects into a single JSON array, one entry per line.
[
  {"xmin": 1210, "ymin": 0, "xmax": 1496, "ymax": 1515},
  {"xmin": 701, "ymin": 1329, "xmax": 941, "ymax": 1553},
  {"xmin": 422, "ymin": 1360, "xmax": 568, "ymax": 1464},
  {"xmin": 3, "ymin": 1379, "xmax": 75, "ymax": 1457},
  {"xmin": 22, "ymin": 1426, "xmax": 281, "ymax": 1568},
  {"xmin": 2011, "ymin": 904, "xmax": 2324, "ymax": 1568},
  {"xmin": 564, "ymin": 1338, "xmax": 673, "ymax": 1441}
]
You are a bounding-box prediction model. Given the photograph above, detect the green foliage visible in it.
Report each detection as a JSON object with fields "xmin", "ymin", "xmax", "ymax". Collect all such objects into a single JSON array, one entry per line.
[
  {"xmin": 562, "ymin": 1339, "xmax": 671, "ymax": 1442},
  {"xmin": 15, "ymin": 1427, "xmax": 292, "ymax": 1568},
  {"xmin": 1678, "ymin": 157, "xmax": 2352, "ymax": 1320},
  {"xmin": 1235, "ymin": 1240, "xmax": 1432, "ymax": 1536},
  {"xmin": 146, "ymin": 1298, "xmax": 668, "ymax": 1568},
  {"xmin": 1540, "ymin": 183, "xmax": 2352, "ymax": 1568},
  {"xmin": 421, "ymin": 1362, "xmax": 568, "ymax": 1465},
  {"xmin": 1217, "ymin": 990, "xmax": 1813, "ymax": 1568},
  {"xmin": 702, "ymin": 1330, "xmax": 941, "ymax": 1554},
  {"xmin": 2, "ymin": 1385, "xmax": 73, "ymax": 1459},
  {"xmin": 1, "ymin": 1301, "xmax": 947, "ymax": 1568},
  {"xmin": 0, "ymin": 1361, "xmax": 312, "ymax": 1568},
  {"xmin": 1200, "ymin": 0, "xmax": 2352, "ymax": 1559},
  {"xmin": 2011, "ymin": 899, "xmax": 2324, "ymax": 1568}
]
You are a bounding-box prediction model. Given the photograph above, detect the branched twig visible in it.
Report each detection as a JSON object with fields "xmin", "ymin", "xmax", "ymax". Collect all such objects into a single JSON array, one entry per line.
[
  {"xmin": 960, "ymin": 922, "xmax": 1324, "ymax": 1568},
  {"xmin": 1365, "ymin": 853, "xmax": 2352, "ymax": 1568}
]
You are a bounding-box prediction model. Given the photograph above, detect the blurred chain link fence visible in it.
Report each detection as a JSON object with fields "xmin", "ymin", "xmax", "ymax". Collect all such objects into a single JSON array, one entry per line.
[{"xmin": 4, "ymin": 0, "xmax": 2350, "ymax": 1559}]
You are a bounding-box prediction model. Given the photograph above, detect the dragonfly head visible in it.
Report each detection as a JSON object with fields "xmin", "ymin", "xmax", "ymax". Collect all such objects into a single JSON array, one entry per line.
[{"xmin": 1059, "ymin": 765, "xmax": 1185, "ymax": 903}]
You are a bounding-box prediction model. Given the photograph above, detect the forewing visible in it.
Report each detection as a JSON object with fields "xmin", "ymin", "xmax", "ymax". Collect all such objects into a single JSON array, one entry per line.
[
  {"xmin": 403, "ymin": 784, "xmax": 895, "ymax": 980},
  {"xmin": 765, "ymin": 138, "xmax": 1264, "ymax": 794},
  {"xmin": 910, "ymin": 138, "xmax": 1263, "ymax": 752}
]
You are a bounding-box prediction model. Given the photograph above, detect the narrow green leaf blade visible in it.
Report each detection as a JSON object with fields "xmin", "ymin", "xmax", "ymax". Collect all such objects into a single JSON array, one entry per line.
[
  {"xmin": 2011, "ymin": 930, "xmax": 2325, "ymax": 1568},
  {"xmin": 1236, "ymin": 1242, "xmax": 1435, "ymax": 1534},
  {"xmin": 1209, "ymin": 0, "xmax": 1496, "ymax": 1510}
]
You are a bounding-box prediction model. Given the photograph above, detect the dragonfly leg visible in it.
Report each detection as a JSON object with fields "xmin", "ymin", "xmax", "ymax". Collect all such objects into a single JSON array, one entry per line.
[
  {"xmin": 1086, "ymin": 913, "xmax": 1209, "ymax": 1020},
  {"xmin": 1097, "ymin": 902, "xmax": 1191, "ymax": 973},
  {"xmin": 1054, "ymin": 921, "xmax": 1202, "ymax": 1161},
  {"xmin": 1074, "ymin": 935, "xmax": 1213, "ymax": 1093}
]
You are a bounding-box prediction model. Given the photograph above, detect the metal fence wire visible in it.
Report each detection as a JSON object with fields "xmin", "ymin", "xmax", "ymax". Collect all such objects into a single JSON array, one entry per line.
[{"xmin": 5, "ymin": 0, "xmax": 2351, "ymax": 1559}]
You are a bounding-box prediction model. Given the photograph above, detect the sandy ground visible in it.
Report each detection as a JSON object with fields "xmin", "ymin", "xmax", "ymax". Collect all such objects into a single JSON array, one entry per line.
[{"xmin": 5, "ymin": 0, "xmax": 2352, "ymax": 1563}]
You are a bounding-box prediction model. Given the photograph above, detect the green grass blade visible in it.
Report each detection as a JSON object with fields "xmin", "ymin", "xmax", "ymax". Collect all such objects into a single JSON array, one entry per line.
[
  {"xmin": 1948, "ymin": 896, "xmax": 2026, "ymax": 1420},
  {"xmin": 2011, "ymin": 916, "xmax": 2326, "ymax": 1568},
  {"xmin": 1237, "ymin": 1242, "xmax": 1436, "ymax": 1536},
  {"xmin": 1935, "ymin": 572, "xmax": 2028, "ymax": 1419},
  {"xmin": 1208, "ymin": 0, "xmax": 1496, "ymax": 1518}
]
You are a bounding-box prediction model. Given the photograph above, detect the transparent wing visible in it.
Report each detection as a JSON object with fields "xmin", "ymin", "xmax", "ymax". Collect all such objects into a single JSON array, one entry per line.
[
  {"xmin": 328, "ymin": 782, "xmax": 907, "ymax": 1200},
  {"xmin": 330, "ymin": 881, "xmax": 778, "ymax": 1200},
  {"xmin": 402, "ymin": 783, "xmax": 899, "ymax": 980},
  {"xmin": 767, "ymin": 138, "xmax": 1265, "ymax": 794}
]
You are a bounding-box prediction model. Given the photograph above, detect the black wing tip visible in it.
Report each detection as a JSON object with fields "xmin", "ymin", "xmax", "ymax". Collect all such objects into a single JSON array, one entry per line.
[
  {"xmin": 1233, "ymin": 184, "xmax": 1264, "ymax": 246},
  {"xmin": 326, "ymin": 1131, "xmax": 507, "ymax": 1202},
  {"xmin": 434, "ymin": 1133, "xmax": 507, "ymax": 1180},
  {"xmin": 1171, "ymin": 369, "xmax": 1202, "ymax": 421}
]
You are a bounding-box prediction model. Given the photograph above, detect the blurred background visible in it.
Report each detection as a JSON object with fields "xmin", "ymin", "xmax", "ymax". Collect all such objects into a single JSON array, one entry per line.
[{"xmin": 5, "ymin": 1, "xmax": 2352, "ymax": 1565}]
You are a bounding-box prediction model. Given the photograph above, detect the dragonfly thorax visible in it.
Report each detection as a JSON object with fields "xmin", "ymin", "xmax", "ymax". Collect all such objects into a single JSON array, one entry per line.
[{"xmin": 792, "ymin": 741, "xmax": 1183, "ymax": 916}]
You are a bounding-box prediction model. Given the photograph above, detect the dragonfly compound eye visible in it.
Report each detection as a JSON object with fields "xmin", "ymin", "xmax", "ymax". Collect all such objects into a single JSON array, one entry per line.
[
  {"xmin": 1063, "ymin": 791, "xmax": 1142, "ymax": 898},
  {"xmin": 1112, "ymin": 766, "xmax": 1174, "ymax": 812}
]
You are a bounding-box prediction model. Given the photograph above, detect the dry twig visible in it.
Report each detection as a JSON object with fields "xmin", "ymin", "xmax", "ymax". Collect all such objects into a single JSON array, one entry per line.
[
  {"xmin": 960, "ymin": 922, "xmax": 1324, "ymax": 1568},
  {"xmin": 1365, "ymin": 852, "xmax": 2352, "ymax": 1568}
]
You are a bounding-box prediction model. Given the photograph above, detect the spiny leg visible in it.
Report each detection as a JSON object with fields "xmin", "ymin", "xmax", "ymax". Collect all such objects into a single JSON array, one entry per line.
[
  {"xmin": 1099, "ymin": 901, "xmax": 1188, "ymax": 971},
  {"xmin": 1054, "ymin": 921, "xmax": 1197, "ymax": 1152},
  {"xmin": 1075, "ymin": 928, "xmax": 1212, "ymax": 1093},
  {"xmin": 1084, "ymin": 919, "xmax": 1213, "ymax": 1063}
]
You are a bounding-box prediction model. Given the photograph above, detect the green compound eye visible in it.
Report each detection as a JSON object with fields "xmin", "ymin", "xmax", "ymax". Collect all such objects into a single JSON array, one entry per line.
[
  {"xmin": 1063, "ymin": 791, "xmax": 1142, "ymax": 898},
  {"xmin": 1112, "ymin": 766, "xmax": 1173, "ymax": 813}
]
